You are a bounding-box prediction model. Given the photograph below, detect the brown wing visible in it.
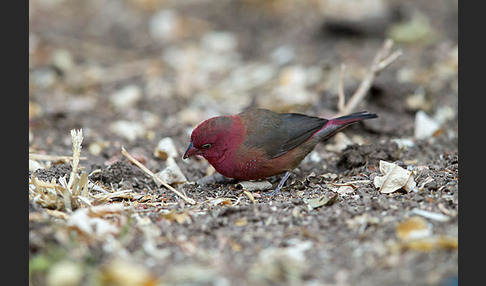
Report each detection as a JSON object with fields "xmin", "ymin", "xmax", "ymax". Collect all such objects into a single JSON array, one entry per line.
[{"xmin": 240, "ymin": 108, "xmax": 328, "ymax": 159}]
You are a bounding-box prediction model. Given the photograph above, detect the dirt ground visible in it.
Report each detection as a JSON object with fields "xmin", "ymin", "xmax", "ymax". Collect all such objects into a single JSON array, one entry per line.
[{"xmin": 29, "ymin": 0, "xmax": 458, "ymax": 285}]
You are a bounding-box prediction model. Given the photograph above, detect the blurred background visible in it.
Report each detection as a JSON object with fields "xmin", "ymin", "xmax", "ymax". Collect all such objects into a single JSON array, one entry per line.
[{"xmin": 29, "ymin": 0, "xmax": 458, "ymax": 156}]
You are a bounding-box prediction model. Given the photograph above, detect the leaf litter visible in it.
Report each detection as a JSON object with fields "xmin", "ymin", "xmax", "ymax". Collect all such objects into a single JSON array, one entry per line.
[{"xmin": 374, "ymin": 160, "xmax": 417, "ymax": 193}]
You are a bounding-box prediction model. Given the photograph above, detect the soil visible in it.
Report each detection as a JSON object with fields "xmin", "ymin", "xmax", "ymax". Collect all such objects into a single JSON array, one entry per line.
[{"xmin": 29, "ymin": 0, "xmax": 458, "ymax": 285}]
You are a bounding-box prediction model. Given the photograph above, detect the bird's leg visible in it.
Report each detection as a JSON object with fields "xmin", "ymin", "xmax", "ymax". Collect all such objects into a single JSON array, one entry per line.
[{"xmin": 265, "ymin": 171, "xmax": 292, "ymax": 196}]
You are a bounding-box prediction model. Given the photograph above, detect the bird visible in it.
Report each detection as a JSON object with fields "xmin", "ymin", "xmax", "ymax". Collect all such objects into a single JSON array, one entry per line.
[{"xmin": 183, "ymin": 108, "xmax": 378, "ymax": 196}]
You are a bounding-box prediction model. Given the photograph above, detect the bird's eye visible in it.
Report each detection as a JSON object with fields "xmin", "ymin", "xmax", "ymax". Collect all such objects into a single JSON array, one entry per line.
[{"xmin": 202, "ymin": 143, "xmax": 212, "ymax": 149}]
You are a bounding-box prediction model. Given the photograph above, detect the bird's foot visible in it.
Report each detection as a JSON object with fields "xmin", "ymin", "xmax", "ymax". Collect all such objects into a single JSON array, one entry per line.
[{"xmin": 263, "ymin": 171, "xmax": 291, "ymax": 197}]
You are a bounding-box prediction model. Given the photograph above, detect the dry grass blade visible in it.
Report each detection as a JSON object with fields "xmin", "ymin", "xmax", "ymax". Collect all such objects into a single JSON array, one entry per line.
[
  {"xmin": 79, "ymin": 172, "xmax": 89, "ymax": 197},
  {"xmin": 121, "ymin": 146, "xmax": 196, "ymax": 205},
  {"xmin": 92, "ymin": 189, "xmax": 134, "ymax": 205},
  {"xmin": 338, "ymin": 63, "xmax": 346, "ymax": 112},
  {"xmin": 330, "ymin": 180, "xmax": 371, "ymax": 186},
  {"xmin": 243, "ymin": 190, "xmax": 256, "ymax": 204},
  {"xmin": 29, "ymin": 153, "xmax": 87, "ymax": 163},
  {"xmin": 338, "ymin": 39, "xmax": 403, "ymax": 116},
  {"xmin": 68, "ymin": 129, "xmax": 84, "ymax": 189}
]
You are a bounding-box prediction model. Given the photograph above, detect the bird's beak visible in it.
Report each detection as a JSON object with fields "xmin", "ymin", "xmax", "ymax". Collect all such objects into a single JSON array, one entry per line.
[{"xmin": 183, "ymin": 141, "xmax": 197, "ymax": 159}]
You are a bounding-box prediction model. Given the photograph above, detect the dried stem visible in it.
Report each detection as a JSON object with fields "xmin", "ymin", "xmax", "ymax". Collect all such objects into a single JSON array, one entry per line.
[
  {"xmin": 121, "ymin": 146, "xmax": 196, "ymax": 205},
  {"xmin": 338, "ymin": 64, "xmax": 346, "ymax": 112},
  {"xmin": 29, "ymin": 153, "xmax": 87, "ymax": 162},
  {"xmin": 68, "ymin": 129, "xmax": 84, "ymax": 189},
  {"xmin": 338, "ymin": 39, "xmax": 403, "ymax": 116}
]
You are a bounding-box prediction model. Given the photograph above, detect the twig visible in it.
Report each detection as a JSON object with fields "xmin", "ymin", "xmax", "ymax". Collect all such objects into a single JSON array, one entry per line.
[
  {"xmin": 121, "ymin": 146, "xmax": 196, "ymax": 205},
  {"xmin": 377, "ymin": 49, "xmax": 403, "ymax": 71},
  {"xmin": 338, "ymin": 64, "xmax": 346, "ymax": 112},
  {"xmin": 338, "ymin": 39, "xmax": 403, "ymax": 115},
  {"xmin": 329, "ymin": 180, "xmax": 371, "ymax": 186}
]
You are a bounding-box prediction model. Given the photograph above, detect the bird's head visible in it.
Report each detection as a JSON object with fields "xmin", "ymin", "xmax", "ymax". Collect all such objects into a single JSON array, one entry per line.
[{"xmin": 183, "ymin": 116, "xmax": 241, "ymax": 163}]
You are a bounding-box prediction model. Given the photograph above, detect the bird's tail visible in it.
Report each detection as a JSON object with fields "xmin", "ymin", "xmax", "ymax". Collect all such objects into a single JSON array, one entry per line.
[
  {"xmin": 332, "ymin": 111, "xmax": 378, "ymax": 125},
  {"xmin": 316, "ymin": 111, "xmax": 378, "ymax": 141}
]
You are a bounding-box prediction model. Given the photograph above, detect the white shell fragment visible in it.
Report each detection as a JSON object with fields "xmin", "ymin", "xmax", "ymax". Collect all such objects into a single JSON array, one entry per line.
[
  {"xmin": 29, "ymin": 159, "xmax": 44, "ymax": 171},
  {"xmin": 411, "ymin": 208, "xmax": 450, "ymax": 222},
  {"xmin": 109, "ymin": 120, "xmax": 146, "ymax": 142},
  {"xmin": 156, "ymin": 157, "xmax": 187, "ymax": 185},
  {"xmin": 149, "ymin": 9, "xmax": 182, "ymax": 42},
  {"xmin": 237, "ymin": 180, "xmax": 273, "ymax": 191},
  {"xmin": 154, "ymin": 137, "xmax": 179, "ymax": 160},
  {"xmin": 201, "ymin": 31, "xmax": 238, "ymax": 53},
  {"xmin": 374, "ymin": 160, "xmax": 417, "ymax": 193},
  {"xmin": 67, "ymin": 203, "xmax": 124, "ymax": 237},
  {"xmin": 110, "ymin": 85, "xmax": 142, "ymax": 111},
  {"xmin": 414, "ymin": 110, "xmax": 441, "ymax": 140}
]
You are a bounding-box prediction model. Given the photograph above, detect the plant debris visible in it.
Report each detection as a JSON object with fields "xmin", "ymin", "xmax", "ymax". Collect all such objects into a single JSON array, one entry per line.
[
  {"xmin": 304, "ymin": 193, "xmax": 339, "ymax": 210},
  {"xmin": 374, "ymin": 160, "xmax": 417, "ymax": 193}
]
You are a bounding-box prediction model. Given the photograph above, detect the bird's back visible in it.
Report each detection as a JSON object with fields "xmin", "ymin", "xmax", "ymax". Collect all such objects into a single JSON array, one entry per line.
[{"xmin": 239, "ymin": 108, "xmax": 328, "ymax": 159}]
